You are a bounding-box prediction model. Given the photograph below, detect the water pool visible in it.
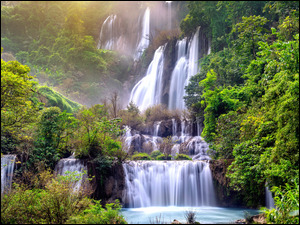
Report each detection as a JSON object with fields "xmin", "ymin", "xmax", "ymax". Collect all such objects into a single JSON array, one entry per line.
[{"xmin": 121, "ymin": 206, "xmax": 260, "ymax": 224}]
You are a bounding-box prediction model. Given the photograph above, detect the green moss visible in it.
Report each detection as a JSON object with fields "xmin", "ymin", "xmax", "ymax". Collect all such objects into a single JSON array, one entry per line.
[
  {"xmin": 131, "ymin": 152, "xmax": 151, "ymax": 160},
  {"xmin": 174, "ymin": 154, "xmax": 192, "ymax": 160},
  {"xmin": 150, "ymin": 150, "xmax": 162, "ymax": 159},
  {"xmin": 38, "ymin": 85, "xmax": 81, "ymax": 113},
  {"xmin": 156, "ymin": 154, "xmax": 172, "ymax": 160}
]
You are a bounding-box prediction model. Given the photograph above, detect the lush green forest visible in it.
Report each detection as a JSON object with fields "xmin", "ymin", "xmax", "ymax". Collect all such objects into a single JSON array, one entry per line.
[
  {"xmin": 1, "ymin": 1, "xmax": 299, "ymax": 224},
  {"xmin": 182, "ymin": 2, "xmax": 299, "ymax": 222}
]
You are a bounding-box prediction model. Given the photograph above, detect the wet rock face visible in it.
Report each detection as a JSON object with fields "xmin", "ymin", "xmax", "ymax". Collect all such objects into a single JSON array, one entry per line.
[
  {"xmin": 209, "ymin": 159, "xmax": 244, "ymax": 207},
  {"xmin": 158, "ymin": 119, "xmax": 173, "ymax": 137},
  {"xmin": 89, "ymin": 162, "xmax": 125, "ymax": 205}
]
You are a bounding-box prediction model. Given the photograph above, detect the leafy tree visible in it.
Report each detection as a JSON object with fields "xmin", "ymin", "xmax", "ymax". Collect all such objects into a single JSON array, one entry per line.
[
  {"xmin": 1, "ymin": 58, "xmax": 39, "ymax": 132},
  {"xmin": 29, "ymin": 107, "xmax": 78, "ymax": 170},
  {"xmin": 231, "ymin": 15, "xmax": 269, "ymax": 60}
]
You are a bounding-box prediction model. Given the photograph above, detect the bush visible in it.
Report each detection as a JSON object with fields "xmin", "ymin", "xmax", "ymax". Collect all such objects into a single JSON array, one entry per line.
[
  {"xmin": 131, "ymin": 152, "xmax": 151, "ymax": 160},
  {"xmin": 150, "ymin": 150, "xmax": 162, "ymax": 159},
  {"xmin": 184, "ymin": 210, "xmax": 196, "ymax": 224},
  {"xmin": 174, "ymin": 154, "xmax": 192, "ymax": 160},
  {"xmin": 66, "ymin": 200, "xmax": 127, "ymax": 224},
  {"xmin": 156, "ymin": 154, "xmax": 172, "ymax": 160},
  {"xmin": 144, "ymin": 104, "xmax": 172, "ymax": 123},
  {"xmin": 1, "ymin": 171, "xmax": 92, "ymax": 224},
  {"xmin": 263, "ymin": 181, "xmax": 299, "ymax": 224}
]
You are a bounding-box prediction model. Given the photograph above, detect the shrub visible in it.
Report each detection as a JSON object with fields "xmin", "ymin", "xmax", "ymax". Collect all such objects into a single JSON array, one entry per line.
[
  {"xmin": 1, "ymin": 171, "xmax": 92, "ymax": 224},
  {"xmin": 184, "ymin": 210, "xmax": 197, "ymax": 224},
  {"xmin": 144, "ymin": 104, "xmax": 172, "ymax": 123},
  {"xmin": 142, "ymin": 142, "xmax": 154, "ymax": 155},
  {"xmin": 174, "ymin": 154, "xmax": 192, "ymax": 160},
  {"xmin": 156, "ymin": 154, "xmax": 172, "ymax": 160},
  {"xmin": 150, "ymin": 150, "xmax": 162, "ymax": 159},
  {"xmin": 159, "ymin": 136, "xmax": 174, "ymax": 157},
  {"xmin": 263, "ymin": 181, "xmax": 299, "ymax": 224},
  {"xmin": 66, "ymin": 200, "xmax": 127, "ymax": 224},
  {"xmin": 131, "ymin": 152, "xmax": 151, "ymax": 160}
]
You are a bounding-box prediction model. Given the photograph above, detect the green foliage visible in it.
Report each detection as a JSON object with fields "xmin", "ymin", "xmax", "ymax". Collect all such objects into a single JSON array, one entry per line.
[
  {"xmin": 1, "ymin": 172, "xmax": 92, "ymax": 224},
  {"xmin": 156, "ymin": 154, "xmax": 172, "ymax": 161},
  {"xmin": 263, "ymin": 181, "xmax": 299, "ymax": 224},
  {"xmin": 174, "ymin": 154, "xmax": 192, "ymax": 160},
  {"xmin": 74, "ymin": 105, "xmax": 121, "ymax": 157},
  {"xmin": 119, "ymin": 101, "xmax": 144, "ymax": 130},
  {"xmin": 144, "ymin": 104, "xmax": 172, "ymax": 123},
  {"xmin": 37, "ymin": 86, "xmax": 81, "ymax": 113},
  {"xmin": 1, "ymin": 1, "xmax": 134, "ymax": 107},
  {"xmin": 1, "ymin": 58, "xmax": 39, "ymax": 133},
  {"xmin": 199, "ymin": 70, "xmax": 242, "ymax": 142},
  {"xmin": 182, "ymin": 3, "xmax": 299, "ymax": 208},
  {"xmin": 231, "ymin": 15, "xmax": 269, "ymax": 60},
  {"xmin": 212, "ymin": 110, "xmax": 242, "ymax": 159},
  {"xmin": 28, "ymin": 107, "xmax": 78, "ymax": 170},
  {"xmin": 150, "ymin": 150, "xmax": 162, "ymax": 160},
  {"xmin": 131, "ymin": 152, "xmax": 151, "ymax": 160},
  {"xmin": 158, "ymin": 136, "xmax": 174, "ymax": 158},
  {"xmin": 66, "ymin": 199, "xmax": 127, "ymax": 224}
]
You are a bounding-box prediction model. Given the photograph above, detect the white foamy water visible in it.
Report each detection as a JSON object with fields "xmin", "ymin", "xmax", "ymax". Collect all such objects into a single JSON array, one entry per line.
[{"xmin": 123, "ymin": 160, "xmax": 216, "ymax": 208}]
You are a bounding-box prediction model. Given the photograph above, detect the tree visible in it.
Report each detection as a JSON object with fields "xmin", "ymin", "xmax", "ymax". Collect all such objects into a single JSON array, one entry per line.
[
  {"xmin": 1, "ymin": 58, "xmax": 38, "ymax": 128},
  {"xmin": 231, "ymin": 15, "xmax": 269, "ymax": 60},
  {"xmin": 29, "ymin": 107, "xmax": 78, "ymax": 170}
]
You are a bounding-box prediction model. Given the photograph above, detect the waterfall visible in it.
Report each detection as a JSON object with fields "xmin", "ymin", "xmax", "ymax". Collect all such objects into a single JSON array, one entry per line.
[
  {"xmin": 134, "ymin": 7, "xmax": 150, "ymax": 60},
  {"xmin": 129, "ymin": 45, "xmax": 165, "ymax": 111},
  {"xmin": 172, "ymin": 118, "xmax": 177, "ymax": 136},
  {"xmin": 97, "ymin": 14, "xmax": 117, "ymax": 50},
  {"xmin": 188, "ymin": 137, "xmax": 211, "ymax": 160},
  {"xmin": 54, "ymin": 157, "xmax": 88, "ymax": 191},
  {"xmin": 123, "ymin": 160, "xmax": 216, "ymax": 207},
  {"xmin": 124, "ymin": 126, "xmax": 133, "ymax": 152},
  {"xmin": 186, "ymin": 27, "xmax": 200, "ymax": 83},
  {"xmin": 166, "ymin": 1, "xmax": 172, "ymax": 30},
  {"xmin": 168, "ymin": 39, "xmax": 188, "ymax": 110},
  {"xmin": 168, "ymin": 27, "xmax": 200, "ymax": 110},
  {"xmin": 265, "ymin": 186, "xmax": 275, "ymax": 209},
  {"xmin": 153, "ymin": 121, "xmax": 162, "ymax": 136},
  {"xmin": 1, "ymin": 154, "xmax": 16, "ymax": 193},
  {"xmin": 179, "ymin": 119, "xmax": 191, "ymax": 143}
]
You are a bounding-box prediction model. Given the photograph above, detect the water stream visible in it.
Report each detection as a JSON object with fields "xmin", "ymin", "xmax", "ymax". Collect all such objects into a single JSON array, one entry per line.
[
  {"xmin": 129, "ymin": 45, "xmax": 165, "ymax": 111},
  {"xmin": 54, "ymin": 156, "xmax": 88, "ymax": 191},
  {"xmin": 123, "ymin": 160, "xmax": 216, "ymax": 208},
  {"xmin": 1, "ymin": 154, "xmax": 16, "ymax": 193}
]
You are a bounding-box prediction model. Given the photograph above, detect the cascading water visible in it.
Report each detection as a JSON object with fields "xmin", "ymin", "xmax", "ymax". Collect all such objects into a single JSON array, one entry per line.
[
  {"xmin": 186, "ymin": 27, "xmax": 200, "ymax": 84},
  {"xmin": 1, "ymin": 154, "xmax": 16, "ymax": 193},
  {"xmin": 172, "ymin": 118, "xmax": 177, "ymax": 136},
  {"xmin": 129, "ymin": 45, "xmax": 165, "ymax": 111},
  {"xmin": 265, "ymin": 186, "xmax": 275, "ymax": 209},
  {"xmin": 166, "ymin": 1, "xmax": 172, "ymax": 30},
  {"xmin": 168, "ymin": 39, "xmax": 188, "ymax": 110},
  {"xmin": 54, "ymin": 157, "xmax": 88, "ymax": 191},
  {"xmin": 123, "ymin": 160, "xmax": 216, "ymax": 207},
  {"xmin": 124, "ymin": 126, "xmax": 133, "ymax": 152},
  {"xmin": 134, "ymin": 7, "xmax": 150, "ymax": 60},
  {"xmin": 168, "ymin": 27, "xmax": 200, "ymax": 110},
  {"xmin": 97, "ymin": 15, "xmax": 117, "ymax": 50}
]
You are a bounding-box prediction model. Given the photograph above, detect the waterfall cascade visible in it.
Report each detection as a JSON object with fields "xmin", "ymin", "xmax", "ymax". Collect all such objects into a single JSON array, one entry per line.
[
  {"xmin": 123, "ymin": 160, "xmax": 216, "ymax": 208},
  {"xmin": 54, "ymin": 156, "xmax": 88, "ymax": 191},
  {"xmin": 265, "ymin": 186, "xmax": 275, "ymax": 209},
  {"xmin": 134, "ymin": 7, "xmax": 150, "ymax": 60},
  {"xmin": 1, "ymin": 154, "xmax": 16, "ymax": 193},
  {"xmin": 123, "ymin": 117, "xmax": 211, "ymax": 160},
  {"xmin": 168, "ymin": 27, "xmax": 201, "ymax": 110},
  {"xmin": 168, "ymin": 38, "xmax": 188, "ymax": 110},
  {"xmin": 129, "ymin": 45, "xmax": 166, "ymax": 111},
  {"xmin": 97, "ymin": 14, "xmax": 118, "ymax": 50}
]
